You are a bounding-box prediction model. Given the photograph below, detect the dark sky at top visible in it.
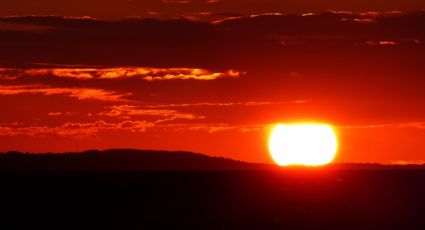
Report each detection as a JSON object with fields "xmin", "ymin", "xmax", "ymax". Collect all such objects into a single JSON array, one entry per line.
[{"xmin": 1, "ymin": 0, "xmax": 425, "ymax": 19}]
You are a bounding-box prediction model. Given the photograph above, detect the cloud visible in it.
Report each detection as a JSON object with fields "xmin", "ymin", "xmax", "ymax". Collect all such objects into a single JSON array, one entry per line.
[
  {"xmin": 163, "ymin": 0, "xmax": 190, "ymax": 3},
  {"xmin": 144, "ymin": 100, "xmax": 307, "ymax": 108},
  {"xmin": 359, "ymin": 11, "xmax": 403, "ymax": 17},
  {"xmin": 341, "ymin": 122, "xmax": 425, "ymax": 130},
  {"xmin": 366, "ymin": 40, "xmax": 399, "ymax": 46},
  {"xmin": 339, "ymin": 124, "xmax": 391, "ymax": 129},
  {"xmin": 0, "ymin": 120, "xmax": 155, "ymax": 137},
  {"xmin": 156, "ymin": 123, "xmax": 266, "ymax": 133},
  {"xmin": 398, "ymin": 122, "xmax": 425, "ymax": 129},
  {"xmin": 0, "ymin": 84, "xmax": 131, "ymax": 101},
  {"xmin": 388, "ymin": 160, "xmax": 425, "ymax": 165},
  {"xmin": 0, "ymin": 12, "xmax": 424, "ymax": 69},
  {"xmin": 206, "ymin": 0, "xmax": 223, "ymax": 3},
  {"xmin": 48, "ymin": 112, "xmax": 62, "ymax": 116},
  {"xmin": 212, "ymin": 12, "xmax": 284, "ymax": 24},
  {"xmin": 48, "ymin": 112, "xmax": 76, "ymax": 116},
  {"xmin": 0, "ymin": 68, "xmax": 20, "ymax": 80},
  {"xmin": 352, "ymin": 18, "xmax": 376, "ymax": 24},
  {"xmin": 98, "ymin": 105, "xmax": 204, "ymax": 121},
  {"xmin": 0, "ymin": 120, "xmax": 265, "ymax": 137},
  {"xmin": 156, "ymin": 123, "xmax": 236, "ymax": 133},
  {"xmin": 147, "ymin": 11, "xmax": 160, "ymax": 16},
  {"xmin": 0, "ymin": 67, "xmax": 244, "ymax": 81}
]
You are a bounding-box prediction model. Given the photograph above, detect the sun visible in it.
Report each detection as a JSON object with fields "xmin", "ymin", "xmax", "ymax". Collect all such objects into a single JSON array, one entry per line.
[{"xmin": 268, "ymin": 123, "xmax": 338, "ymax": 166}]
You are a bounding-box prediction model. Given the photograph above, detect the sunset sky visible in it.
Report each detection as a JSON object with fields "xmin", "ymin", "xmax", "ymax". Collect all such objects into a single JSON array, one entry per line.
[{"xmin": 1, "ymin": 1, "xmax": 424, "ymax": 164}]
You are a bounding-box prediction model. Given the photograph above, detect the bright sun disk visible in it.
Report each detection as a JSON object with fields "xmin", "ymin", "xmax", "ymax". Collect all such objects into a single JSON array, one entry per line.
[{"xmin": 269, "ymin": 123, "xmax": 338, "ymax": 166}]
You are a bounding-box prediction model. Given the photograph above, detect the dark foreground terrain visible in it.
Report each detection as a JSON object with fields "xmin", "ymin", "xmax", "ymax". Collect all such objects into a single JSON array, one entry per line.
[
  {"xmin": 2, "ymin": 170, "xmax": 425, "ymax": 229},
  {"xmin": 1, "ymin": 151, "xmax": 425, "ymax": 229}
]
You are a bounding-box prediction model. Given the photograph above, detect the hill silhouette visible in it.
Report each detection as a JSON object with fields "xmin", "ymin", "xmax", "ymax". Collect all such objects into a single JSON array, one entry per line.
[
  {"xmin": 1, "ymin": 149, "xmax": 424, "ymax": 171},
  {"xmin": 1, "ymin": 149, "xmax": 425, "ymax": 229},
  {"xmin": 0, "ymin": 149, "xmax": 271, "ymax": 171}
]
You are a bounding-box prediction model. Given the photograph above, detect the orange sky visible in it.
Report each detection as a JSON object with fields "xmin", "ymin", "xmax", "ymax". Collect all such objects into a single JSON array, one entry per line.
[{"xmin": 0, "ymin": 2, "xmax": 424, "ymax": 164}]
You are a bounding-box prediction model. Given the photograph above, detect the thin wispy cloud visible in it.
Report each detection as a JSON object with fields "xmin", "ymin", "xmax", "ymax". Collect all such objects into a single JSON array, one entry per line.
[
  {"xmin": 0, "ymin": 84, "xmax": 131, "ymax": 101},
  {"xmin": 144, "ymin": 100, "xmax": 309, "ymax": 108},
  {"xmin": 0, "ymin": 67, "xmax": 244, "ymax": 81},
  {"xmin": 98, "ymin": 105, "xmax": 205, "ymax": 121},
  {"xmin": 0, "ymin": 120, "xmax": 155, "ymax": 137}
]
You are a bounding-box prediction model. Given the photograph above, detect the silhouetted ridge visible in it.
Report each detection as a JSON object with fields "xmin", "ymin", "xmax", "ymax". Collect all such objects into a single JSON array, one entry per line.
[
  {"xmin": 0, "ymin": 149, "xmax": 268, "ymax": 171},
  {"xmin": 1, "ymin": 150, "xmax": 424, "ymax": 171}
]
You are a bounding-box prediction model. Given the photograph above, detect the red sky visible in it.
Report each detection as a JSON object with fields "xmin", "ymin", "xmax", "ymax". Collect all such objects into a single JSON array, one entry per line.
[{"xmin": 0, "ymin": 1, "xmax": 425, "ymax": 164}]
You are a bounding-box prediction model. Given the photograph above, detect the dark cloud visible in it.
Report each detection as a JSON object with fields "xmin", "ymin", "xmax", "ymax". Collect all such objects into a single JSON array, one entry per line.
[
  {"xmin": 1, "ymin": 0, "xmax": 425, "ymax": 20},
  {"xmin": 0, "ymin": 84, "xmax": 131, "ymax": 101},
  {"xmin": 163, "ymin": 0, "xmax": 191, "ymax": 4},
  {"xmin": 0, "ymin": 12, "xmax": 424, "ymax": 69}
]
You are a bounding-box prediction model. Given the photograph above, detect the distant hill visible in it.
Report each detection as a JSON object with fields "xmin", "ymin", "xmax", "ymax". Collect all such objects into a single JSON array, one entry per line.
[
  {"xmin": 0, "ymin": 149, "xmax": 271, "ymax": 171},
  {"xmin": 329, "ymin": 162, "xmax": 425, "ymax": 170},
  {"xmin": 1, "ymin": 149, "xmax": 424, "ymax": 171}
]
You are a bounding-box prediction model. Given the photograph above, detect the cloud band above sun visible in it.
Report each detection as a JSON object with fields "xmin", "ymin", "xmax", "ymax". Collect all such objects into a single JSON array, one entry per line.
[{"xmin": 0, "ymin": 67, "xmax": 244, "ymax": 81}]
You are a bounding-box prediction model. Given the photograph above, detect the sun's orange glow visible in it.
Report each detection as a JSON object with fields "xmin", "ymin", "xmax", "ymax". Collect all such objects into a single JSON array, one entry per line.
[
  {"xmin": 0, "ymin": 10, "xmax": 425, "ymax": 164},
  {"xmin": 269, "ymin": 124, "xmax": 338, "ymax": 166}
]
